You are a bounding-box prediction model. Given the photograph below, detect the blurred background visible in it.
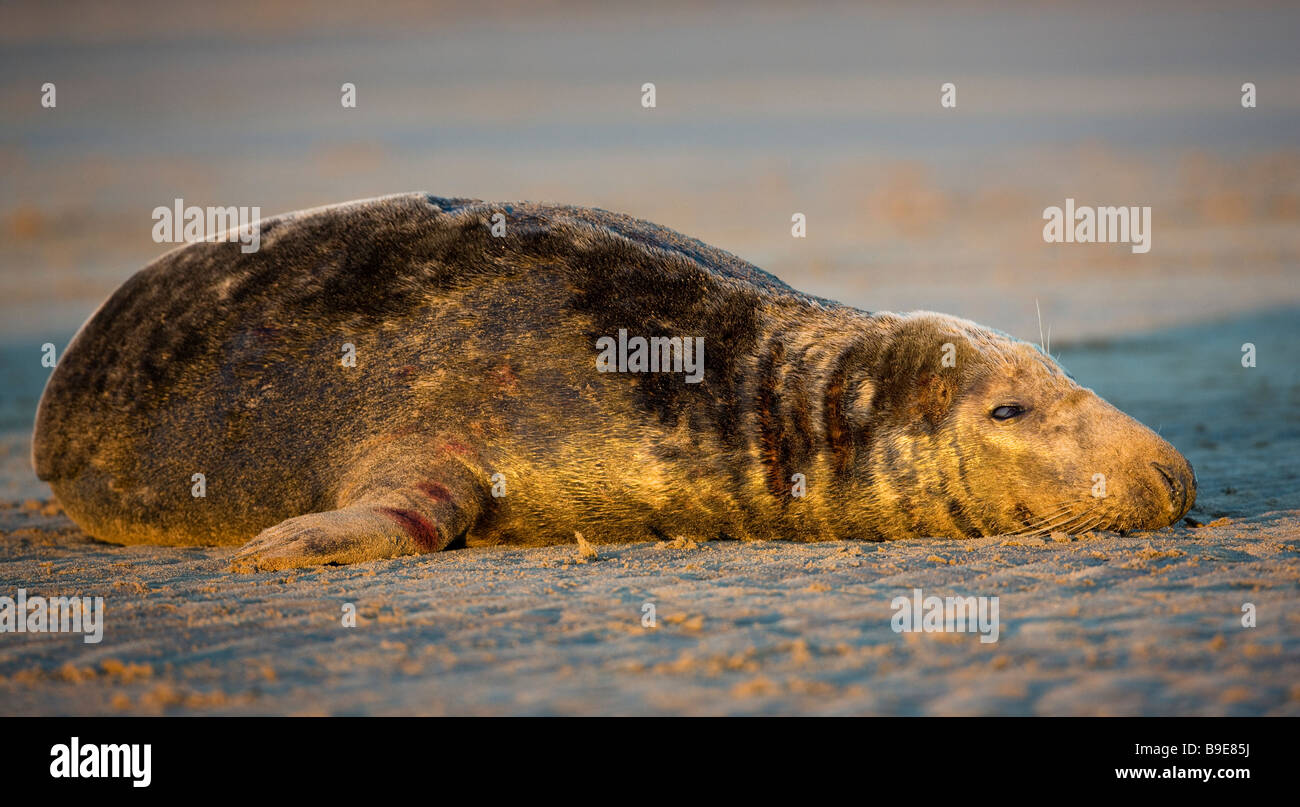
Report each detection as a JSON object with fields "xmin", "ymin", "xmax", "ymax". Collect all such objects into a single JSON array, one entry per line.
[{"xmin": 1, "ymin": 0, "xmax": 1298, "ymax": 497}]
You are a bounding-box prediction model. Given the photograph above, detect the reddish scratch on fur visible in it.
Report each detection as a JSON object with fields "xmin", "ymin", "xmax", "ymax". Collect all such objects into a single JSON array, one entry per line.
[
  {"xmin": 415, "ymin": 481, "xmax": 453, "ymax": 502},
  {"xmin": 438, "ymin": 439, "xmax": 471, "ymax": 457},
  {"xmin": 379, "ymin": 507, "xmax": 441, "ymax": 551},
  {"xmin": 492, "ymin": 364, "xmax": 518, "ymax": 391}
]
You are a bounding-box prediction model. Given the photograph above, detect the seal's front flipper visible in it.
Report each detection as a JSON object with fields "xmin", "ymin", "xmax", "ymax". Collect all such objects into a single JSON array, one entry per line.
[{"xmin": 230, "ymin": 457, "xmax": 487, "ymax": 572}]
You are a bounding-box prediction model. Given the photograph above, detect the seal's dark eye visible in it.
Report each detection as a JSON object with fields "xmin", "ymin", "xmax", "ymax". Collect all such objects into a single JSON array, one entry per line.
[{"xmin": 991, "ymin": 405, "xmax": 1025, "ymax": 421}]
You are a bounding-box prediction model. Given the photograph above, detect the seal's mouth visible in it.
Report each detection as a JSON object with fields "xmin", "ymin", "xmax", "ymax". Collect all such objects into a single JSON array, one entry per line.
[{"xmin": 997, "ymin": 454, "xmax": 1197, "ymax": 538}]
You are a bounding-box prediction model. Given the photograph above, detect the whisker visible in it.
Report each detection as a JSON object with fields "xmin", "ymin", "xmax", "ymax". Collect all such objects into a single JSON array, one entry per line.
[
  {"xmin": 1036, "ymin": 298, "xmax": 1046, "ymax": 354},
  {"xmin": 1003, "ymin": 504, "xmax": 1073, "ymax": 534},
  {"xmin": 1054, "ymin": 510, "xmax": 1096, "ymax": 534},
  {"xmin": 996, "ymin": 502, "xmax": 1080, "ymax": 539},
  {"xmin": 1077, "ymin": 513, "xmax": 1110, "ymax": 533},
  {"xmin": 1035, "ymin": 509, "xmax": 1091, "ymax": 535}
]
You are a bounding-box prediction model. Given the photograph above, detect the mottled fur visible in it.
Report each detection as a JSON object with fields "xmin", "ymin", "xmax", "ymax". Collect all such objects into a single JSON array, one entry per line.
[{"xmin": 32, "ymin": 193, "xmax": 1195, "ymax": 570}]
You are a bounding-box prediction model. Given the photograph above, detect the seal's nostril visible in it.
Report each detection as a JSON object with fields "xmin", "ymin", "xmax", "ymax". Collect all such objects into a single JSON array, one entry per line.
[
  {"xmin": 1152, "ymin": 461, "xmax": 1177, "ymax": 497},
  {"xmin": 1151, "ymin": 462, "xmax": 1187, "ymax": 514}
]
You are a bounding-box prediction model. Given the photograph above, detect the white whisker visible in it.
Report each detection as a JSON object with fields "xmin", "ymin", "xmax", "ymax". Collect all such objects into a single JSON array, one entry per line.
[{"xmin": 1036, "ymin": 298, "xmax": 1046, "ymax": 354}]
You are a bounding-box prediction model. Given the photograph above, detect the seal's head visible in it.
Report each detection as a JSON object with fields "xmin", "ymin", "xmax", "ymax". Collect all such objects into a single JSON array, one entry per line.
[{"xmin": 853, "ymin": 312, "xmax": 1195, "ymax": 538}]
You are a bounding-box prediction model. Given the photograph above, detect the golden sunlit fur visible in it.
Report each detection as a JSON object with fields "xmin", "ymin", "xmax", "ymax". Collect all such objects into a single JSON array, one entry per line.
[{"xmin": 32, "ymin": 194, "xmax": 1195, "ymax": 570}]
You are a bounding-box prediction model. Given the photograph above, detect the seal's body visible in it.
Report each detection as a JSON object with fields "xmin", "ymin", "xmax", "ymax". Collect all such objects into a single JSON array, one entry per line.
[{"xmin": 33, "ymin": 194, "xmax": 1196, "ymax": 569}]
